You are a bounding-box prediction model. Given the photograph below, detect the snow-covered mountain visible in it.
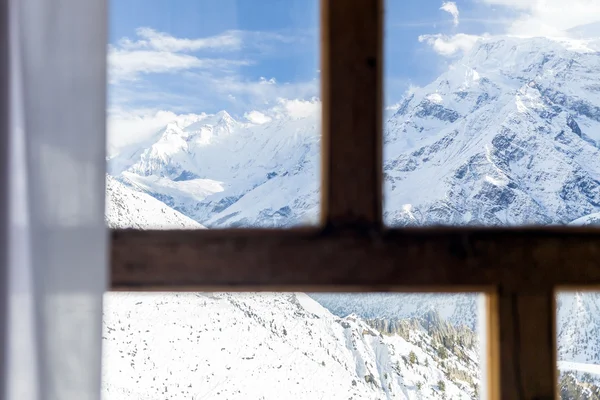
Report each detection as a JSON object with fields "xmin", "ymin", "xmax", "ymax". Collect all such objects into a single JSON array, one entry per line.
[
  {"xmin": 108, "ymin": 36, "xmax": 600, "ymax": 230},
  {"xmin": 384, "ymin": 36, "xmax": 600, "ymax": 226},
  {"xmin": 104, "ymin": 33, "xmax": 600, "ymax": 397},
  {"xmin": 103, "ymin": 292, "xmax": 480, "ymax": 400},
  {"xmin": 109, "ymin": 105, "xmax": 320, "ymax": 228}
]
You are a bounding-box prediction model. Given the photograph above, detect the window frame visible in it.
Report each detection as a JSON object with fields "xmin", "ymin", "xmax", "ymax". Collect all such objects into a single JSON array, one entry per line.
[{"xmin": 110, "ymin": 1, "xmax": 599, "ymax": 398}]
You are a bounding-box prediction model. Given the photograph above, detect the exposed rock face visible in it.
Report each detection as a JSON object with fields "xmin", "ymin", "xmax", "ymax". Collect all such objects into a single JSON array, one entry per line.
[
  {"xmin": 560, "ymin": 373, "xmax": 600, "ymax": 400},
  {"xmin": 384, "ymin": 37, "xmax": 600, "ymax": 227}
]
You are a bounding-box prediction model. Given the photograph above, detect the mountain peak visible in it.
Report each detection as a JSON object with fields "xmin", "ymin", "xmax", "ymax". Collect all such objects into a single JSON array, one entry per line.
[
  {"xmin": 215, "ymin": 110, "xmax": 236, "ymax": 125},
  {"xmin": 216, "ymin": 109, "xmax": 232, "ymax": 119},
  {"xmin": 182, "ymin": 110, "xmax": 238, "ymax": 134}
]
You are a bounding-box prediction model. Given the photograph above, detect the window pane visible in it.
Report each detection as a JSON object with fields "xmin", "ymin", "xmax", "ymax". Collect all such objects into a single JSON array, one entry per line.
[
  {"xmin": 557, "ymin": 291, "xmax": 600, "ymax": 399},
  {"xmin": 103, "ymin": 292, "xmax": 485, "ymax": 399},
  {"xmin": 104, "ymin": 1, "xmax": 486, "ymax": 399},
  {"xmin": 384, "ymin": 2, "xmax": 600, "ymax": 398},
  {"xmin": 106, "ymin": 0, "xmax": 320, "ymax": 229},
  {"xmin": 384, "ymin": 0, "xmax": 600, "ymax": 227}
]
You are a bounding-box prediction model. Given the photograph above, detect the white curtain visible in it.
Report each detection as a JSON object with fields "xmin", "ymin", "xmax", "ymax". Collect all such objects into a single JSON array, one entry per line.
[{"xmin": 3, "ymin": 0, "xmax": 108, "ymax": 399}]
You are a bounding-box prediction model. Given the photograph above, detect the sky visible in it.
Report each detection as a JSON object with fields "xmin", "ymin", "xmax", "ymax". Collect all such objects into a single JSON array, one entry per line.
[{"xmin": 108, "ymin": 0, "xmax": 600, "ymax": 152}]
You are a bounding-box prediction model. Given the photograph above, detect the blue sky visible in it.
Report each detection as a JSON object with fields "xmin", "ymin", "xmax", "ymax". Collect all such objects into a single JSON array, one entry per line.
[
  {"xmin": 109, "ymin": 0, "xmax": 319, "ymax": 114},
  {"xmin": 107, "ymin": 0, "xmax": 600, "ymax": 149}
]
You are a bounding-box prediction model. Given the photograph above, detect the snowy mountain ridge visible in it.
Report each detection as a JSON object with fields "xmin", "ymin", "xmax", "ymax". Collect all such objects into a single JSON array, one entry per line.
[
  {"xmin": 109, "ymin": 36, "xmax": 600, "ymax": 229},
  {"xmin": 109, "ymin": 103, "xmax": 320, "ymax": 227},
  {"xmin": 384, "ymin": 36, "xmax": 600, "ymax": 226},
  {"xmin": 105, "ymin": 175, "xmax": 205, "ymax": 229}
]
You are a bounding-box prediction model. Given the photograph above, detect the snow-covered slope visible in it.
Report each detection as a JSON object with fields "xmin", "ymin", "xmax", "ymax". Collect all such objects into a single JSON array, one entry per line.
[
  {"xmin": 557, "ymin": 292, "xmax": 600, "ymax": 364},
  {"xmin": 570, "ymin": 212, "xmax": 600, "ymax": 225},
  {"xmin": 559, "ymin": 361, "xmax": 600, "ymax": 378},
  {"xmin": 102, "ymin": 292, "xmax": 480, "ymax": 400},
  {"xmin": 106, "ymin": 175, "xmax": 205, "ymax": 229}
]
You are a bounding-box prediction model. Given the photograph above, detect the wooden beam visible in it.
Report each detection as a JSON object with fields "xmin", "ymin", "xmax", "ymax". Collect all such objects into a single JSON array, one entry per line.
[
  {"xmin": 488, "ymin": 289, "xmax": 557, "ymax": 400},
  {"xmin": 321, "ymin": 0, "xmax": 383, "ymax": 228},
  {"xmin": 486, "ymin": 293, "xmax": 501, "ymax": 400},
  {"xmin": 111, "ymin": 227, "xmax": 600, "ymax": 290}
]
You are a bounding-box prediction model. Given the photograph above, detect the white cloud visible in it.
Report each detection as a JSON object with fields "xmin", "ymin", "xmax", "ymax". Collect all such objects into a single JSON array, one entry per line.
[
  {"xmin": 440, "ymin": 2, "xmax": 460, "ymax": 27},
  {"xmin": 110, "ymin": 60, "xmax": 318, "ymax": 116},
  {"xmin": 274, "ymin": 98, "xmax": 321, "ymax": 119},
  {"xmin": 418, "ymin": 33, "xmax": 484, "ymax": 56},
  {"xmin": 106, "ymin": 108, "xmax": 204, "ymax": 156},
  {"xmin": 419, "ymin": 0, "xmax": 600, "ymax": 59},
  {"xmin": 108, "ymin": 28, "xmax": 297, "ymax": 82},
  {"xmin": 259, "ymin": 77, "xmax": 277, "ymax": 85},
  {"xmin": 481, "ymin": 0, "xmax": 600, "ymax": 37},
  {"xmin": 244, "ymin": 110, "xmax": 272, "ymax": 124},
  {"xmin": 117, "ymin": 28, "xmax": 297, "ymax": 53},
  {"xmin": 109, "ymin": 48, "xmax": 250, "ymax": 82},
  {"xmin": 204, "ymin": 75, "xmax": 319, "ymax": 109},
  {"xmin": 109, "ymin": 49, "xmax": 203, "ymax": 76},
  {"xmin": 109, "ymin": 27, "xmax": 320, "ymax": 128},
  {"xmin": 481, "ymin": 0, "xmax": 532, "ymax": 9},
  {"xmin": 119, "ymin": 28, "xmax": 242, "ymax": 52}
]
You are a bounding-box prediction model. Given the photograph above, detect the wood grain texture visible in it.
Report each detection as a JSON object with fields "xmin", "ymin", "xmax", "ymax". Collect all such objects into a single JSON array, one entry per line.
[
  {"xmin": 491, "ymin": 289, "xmax": 557, "ymax": 400},
  {"xmin": 321, "ymin": 0, "xmax": 383, "ymax": 228},
  {"xmin": 111, "ymin": 227, "xmax": 600, "ymax": 291},
  {"xmin": 486, "ymin": 293, "xmax": 501, "ymax": 400}
]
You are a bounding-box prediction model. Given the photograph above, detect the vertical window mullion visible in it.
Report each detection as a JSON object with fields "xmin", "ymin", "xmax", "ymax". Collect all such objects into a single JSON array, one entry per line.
[
  {"xmin": 320, "ymin": 0, "xmax": 383, "ymax": 229},
  {"xmin": 489, "ymin": 289, "xmax": 558, "ymax": 400}
]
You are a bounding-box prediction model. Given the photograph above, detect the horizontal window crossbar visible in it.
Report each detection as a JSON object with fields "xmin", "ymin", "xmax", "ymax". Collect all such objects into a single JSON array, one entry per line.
[{"xmin": 111, "ymin": 227, "xmax": 600, "ymax": 291}]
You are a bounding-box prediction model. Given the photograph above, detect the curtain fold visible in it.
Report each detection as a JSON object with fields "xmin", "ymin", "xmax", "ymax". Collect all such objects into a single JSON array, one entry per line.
[
  {"xmin": 3, "ymin": 1, "xmax": 108, "ymax": 399},
  {"xmin": 1, "ymin": 0, "xmax": 10, "ymax": 398}
]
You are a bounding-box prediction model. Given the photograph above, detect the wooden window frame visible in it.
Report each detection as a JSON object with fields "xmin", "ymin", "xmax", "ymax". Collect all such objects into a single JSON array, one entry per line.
[{"xmin": 110, "ymin": 1, "xmax": 600, "ymax": 398}]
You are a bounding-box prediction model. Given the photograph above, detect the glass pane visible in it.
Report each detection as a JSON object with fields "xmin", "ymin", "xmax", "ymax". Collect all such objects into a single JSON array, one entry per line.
[
  {"xmin": 383, "ymin": 2, "xmax": 600, "ymax": 398},
  {"xmin": 557, "ymin": 291, "xmax": 600, "ymax": 399},
  {"xmin": 106, "ymin": 0, "xmax": 320, "ymax": 229},
  {"xmin": 104, "ymin": 1, "xmax": 485, "ymax": 399},
  {"xmin": 103, "ymin": 292, "xmax": 485, "ymax": 399},
  {"xmin": 384, "ymin": 0, "xmax": 600, "ymax": 227}
]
